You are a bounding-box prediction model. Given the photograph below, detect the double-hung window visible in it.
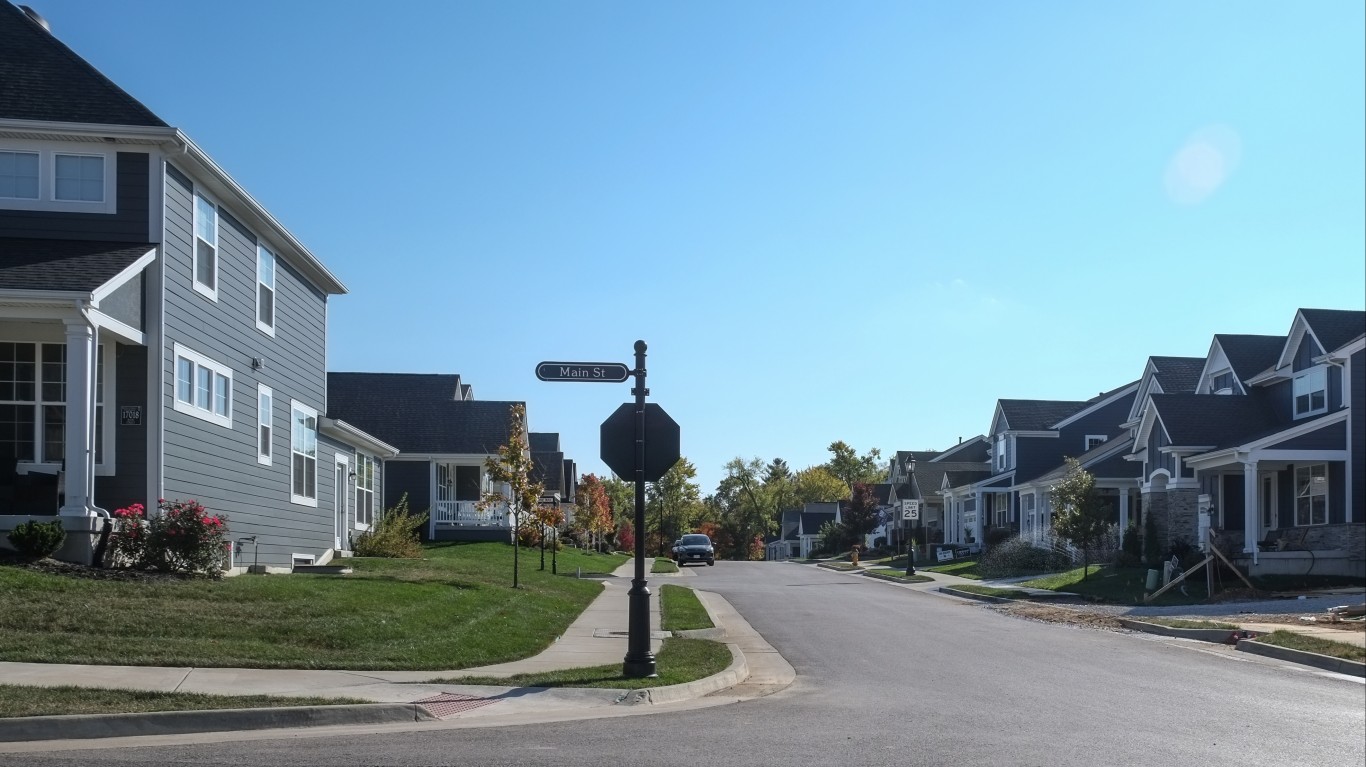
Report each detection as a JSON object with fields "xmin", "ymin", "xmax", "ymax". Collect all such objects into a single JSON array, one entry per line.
[
  {"xmin": 1294, "ymin": 464, "xmax": 1328, "ymax": 526},
  {"xmin": 1292, "ymin": 367, "xmax": 1327, "ymax": 418},
  {"xmin": 291, "ymin": 401, "xmax": 318, "ymax": 505},
  {"xmin": 193, "ymin": 193, "xmax": 218, "ymax": 299},
  {"xmin": 172, "ymin": 344, "xmax": 232, "ymax": 428},
  {"xmin": 257, "ymin": 385, "xmax": 273, "ymax": 465},
  {"xmin": 356, "ymin": 453, "xmax": 376, "ymax": 528},
  {"xmin": 0, "ymin": 342, "xmax": 107, "ymax": 466},
  {"xmin": 256, "ymin": 245, "xmax": 276, "ymax": 334},
  {"xmin": 0, "ymin": 151, "xmax": 39, "ymax": 199}
]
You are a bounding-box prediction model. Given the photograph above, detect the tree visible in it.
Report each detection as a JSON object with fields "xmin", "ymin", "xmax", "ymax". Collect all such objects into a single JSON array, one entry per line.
[
  {"xmin": 575, "ymin": 474, "xmax": 613, "ymax": 552},
  {"xmin": 602, "ymin": 475, "xmax": 635, "ymax": 534},
  {"xmin": 762, "ymin": 458, "xmax": 799, "ymax": 518},
  {"xmin": 822, "ymin": 441, "xmax": 886, "ymax": 488},
  {"xmin": 479, "ymin": 403, "xmax": 543, "ymax": 589},
  {"xmin": 647, "ymin": 458, "xmax": 703, "ymax": 556},
  {"xmin": 792, "ymin": 466, "xmax": 849, "ymax": 504},
  {"xmin": 712, "ymin": 457, "xmax": 778, "ymax": 560},
  {"xmin": 841, "ymin": 482, "xmax": 882, "ymax": 546},
  {"xmin": 1049, "ymin": 458, "xmax": 1110, "ymax": 581}
]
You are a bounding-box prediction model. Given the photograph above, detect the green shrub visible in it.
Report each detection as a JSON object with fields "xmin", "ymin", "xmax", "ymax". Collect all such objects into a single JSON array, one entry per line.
[
  {"xmin": 106, "ymin": 500, "xmax": 228, "ymax": 576},
  {"xmin": 984, "ymin": 526, "xmax": 1013, "ymax": 548},
  {"xmin": 1117, "ymin": 523, "xmax": 1142, "ymax": 567},
  {"xmin": 979, "ymin": 536, "xmax": 1072, "ymax": 578},
  {"xmin": 7, "ymin": 520, "xmax": 65, "ymax": 560},
  {"xmin": 353, "ymin": 494, "xmax": 427, "ymax": 558}
]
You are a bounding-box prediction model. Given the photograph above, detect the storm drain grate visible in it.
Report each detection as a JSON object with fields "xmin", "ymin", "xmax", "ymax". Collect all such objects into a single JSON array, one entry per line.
[{"xmin": 411, "ymin": 692, "xmax": 499, "ymax": 718}]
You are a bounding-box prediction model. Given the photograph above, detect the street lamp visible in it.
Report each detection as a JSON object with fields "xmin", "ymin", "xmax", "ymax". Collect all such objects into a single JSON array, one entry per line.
[{"xmin": 904, "ymin": 457, "xmax": 917, "ymax": 576}]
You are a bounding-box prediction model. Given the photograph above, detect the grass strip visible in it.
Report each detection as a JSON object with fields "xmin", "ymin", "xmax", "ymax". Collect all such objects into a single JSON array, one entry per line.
[
  {"xmin": 0, "ymin": 685, "xmax": 365, "ymax": 719},
  {"xmin": 651, "ymin": 558, "xmax": 679, "ymax": 574},
  {"xmin": 950, "ymin": 584, "xmax": 1030, "ymax": 599},
  {"xmin": 1019, "ymin": 565, "xmax": 1207, "ymax": 606},
  {"xmin": 1252, "ymin": 630, "xmax": 1366, "ymax": 662},
  {"xmin": 864, "ymin": 570, "xmax": 934, "ymax": 584},
  {"xmin": 0, "ymin": 542, "xmax": 629, "ymax": 670},
  {"xmin": 1138, "ymin": 617, "xmax": 1236, "ymax": 630},
  {"xmin": 660, "ymin": 585, "xmax": 713, "ymax": 631},
  {"xmin": 816, "ymin": 563, "xmax": 860, "ymax": 571},
  {"xmin": 429, "ymin": 637, "xmax": 731, "ymax": 689},
  {"xmin": 923, "ymin": 558, "xmax": 984, "ymax": 580}
]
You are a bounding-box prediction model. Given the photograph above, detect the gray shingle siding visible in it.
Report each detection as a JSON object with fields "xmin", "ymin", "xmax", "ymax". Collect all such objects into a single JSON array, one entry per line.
[
  {"xmin": 1353, "ymin": 350, "xmax": 1364, "ymax": 523},
  {"xmin": 0, "ymin": 152, "xmax": 150, "ymax": 242},
  {"xmin": 160, "ymin": 163, "xmax": 332, "ymax": 569}
]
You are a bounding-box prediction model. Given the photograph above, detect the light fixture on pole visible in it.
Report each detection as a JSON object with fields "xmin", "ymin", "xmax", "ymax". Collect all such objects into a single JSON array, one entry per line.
[{"xmin": 904, "ymin": 457, "xmax": 917, "ymax": 576}]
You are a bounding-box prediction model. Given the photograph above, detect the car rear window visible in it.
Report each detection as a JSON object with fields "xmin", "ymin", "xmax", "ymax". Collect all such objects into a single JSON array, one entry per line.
[{"xmin": 680, "ymin": 535, "xmax": 711, "ymax": 545}]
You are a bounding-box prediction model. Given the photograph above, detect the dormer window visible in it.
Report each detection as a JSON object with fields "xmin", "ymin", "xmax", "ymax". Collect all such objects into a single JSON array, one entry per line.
[
  {"xmin": 0, "ymin": 151, "xmax": 39, "ymax": 199},
  {"xmin": 1292, "ymin": 367, "xmax": 1327, "ymax": 418},
  {"xmin": 1085, "ymin": 435, "xmax": 1107, "ymax": 451},
  {"xmin": 1210, "ymin": 370, "xmax": 1234, "ymax": 395}
]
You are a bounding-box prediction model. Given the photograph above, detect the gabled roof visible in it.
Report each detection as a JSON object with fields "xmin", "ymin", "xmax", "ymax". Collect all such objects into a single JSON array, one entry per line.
[
  {"xmin": 1214, "ymin": 334, "xmax": 1285, "ymax": 382},
  {"xmin": 1027, "ymin": 436, "xmax": 1136, "ymax": 485},
  {"xmin": 995, "ymin": 399, "xmax": 1088, "ymax": 432},
  {"xmin": 929, "ymin": 436, "xmax": 990, "ymax": 463},
  {"xmin": 0, "ymin": 238, "xmax": 153, "ymax": 292},
  {"xmin": 1050, "ymin": 380, "xmax": 1138, "ymax": 430},
  {"xmin": 912, "ymin": 461, "xmax": 992, "ymax": 499},
  {"xmin": 529, "ymin": 433, "xmax": 560, "ymax": 452},
  {"xmin": 1146, "ymin": 392, "xmax": 1279, "ymax": 448},
  {"xmin": 0, "ymin": 3, "xmax": 166, "ymax": 127},
  {"xmin": 533, "ymin": 451, "xmax": 565, "ymax": 495},
  {"xmin": 327, "ymin": 372, "xmax": 520, "ymax": 455},
  {"xmin": 872, "ymin": 483, "xmax": 894, "ymax": 505},
  {"xmin": 1299, "ymin": 309, "xmax": 1366, "ymax": 354},
  {"xmin": 1149, "ymin": 356, "xmax": 1205, "ymax": 394},
  {"xmin": 800, "ymin": 511, "xmax": 836, "ymax": 536},
  {"xmin": 942, "ymin": 468, "xmax": 993, "ymax": 491}
]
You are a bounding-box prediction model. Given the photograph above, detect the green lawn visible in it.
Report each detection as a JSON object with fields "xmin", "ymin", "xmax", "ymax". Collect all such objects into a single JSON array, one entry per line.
[
  {"xmin": 948, "ymin": 584, "xmax": 1029, "ymax": 599},
  {"xmin": 0, "ymin": 543, "xmax": 629, "ymax": 670},
  {"xmin": 660, "ymin": 585, "xmax": 713, "ymax": 631},
  {"xmin": 923, "ymin": 558, "xmax": 984, "ymax": 580},
  {"xmin": 0, "ymin": 685, "xmax": 365, "ymax": 719},
  {"xmin": 651, "ymin": 558, "xmax": 679, "ymax": 574},
  {"xmin": 864, "ymin": 569, "xmax": 934, "ymax": 584},
  {"xmin": 429, "ymin": 637, "xmax": 732, "ymax": 689},
  {"xmin": 1019, "ymin": 565, "xmax": 1208, "ymax": 606},
  {"xmin": 1252, "ymin": 630, "xmax": 1366, "ymax": 662}
]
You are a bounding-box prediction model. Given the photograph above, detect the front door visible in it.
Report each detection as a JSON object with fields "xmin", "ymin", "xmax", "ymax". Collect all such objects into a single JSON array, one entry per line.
[
  {"xmin": 335, "ymin": 455, "xmax": 349, "ymax": 550},
  {"xmin": 1259, "ymin": 472, "xmax": 1277, "ymax": 540}
]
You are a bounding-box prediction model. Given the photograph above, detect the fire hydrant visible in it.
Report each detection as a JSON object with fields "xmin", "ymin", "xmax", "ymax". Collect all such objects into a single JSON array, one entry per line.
[{"xmin": 850, "ymin": 545, "xmax": 860, "ymax": 567}]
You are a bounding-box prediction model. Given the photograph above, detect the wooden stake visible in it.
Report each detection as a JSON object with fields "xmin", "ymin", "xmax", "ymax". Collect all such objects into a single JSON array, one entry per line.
[{"xmin": 1144, "ymin": 555, "xmax": 1213, "ymax": 603}]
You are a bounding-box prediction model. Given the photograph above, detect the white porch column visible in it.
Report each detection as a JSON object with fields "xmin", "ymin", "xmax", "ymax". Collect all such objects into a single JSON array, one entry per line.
[
  {"xmin": 1243, "ymin": 460, "xmax": 1258, "ymax": 556},
  {"xmin": 973, "ymin": 490, "xmax": 985, "ymax": 545},
  {"xmin": 1119, "ymin": 489, "xmax": 1130, "ymax": 532},
  {"xmin": 59, "ymin": 319, "xmax": 96, "ymax": 518}
]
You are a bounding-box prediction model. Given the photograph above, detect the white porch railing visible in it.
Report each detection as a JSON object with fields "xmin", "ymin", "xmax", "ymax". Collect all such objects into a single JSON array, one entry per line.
[{"xmin": 433, "ymin": 500, "xmax": 510, "ymax": 526}]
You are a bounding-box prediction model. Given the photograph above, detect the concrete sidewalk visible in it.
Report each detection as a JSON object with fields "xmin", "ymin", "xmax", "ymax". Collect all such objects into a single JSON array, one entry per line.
[{"xmin": 0, "ymin": 558, "xmax": 787, "ymax": 743}]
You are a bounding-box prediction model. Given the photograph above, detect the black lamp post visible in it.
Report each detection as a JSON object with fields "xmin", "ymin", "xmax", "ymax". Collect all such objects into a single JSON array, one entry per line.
[{"xmin": 904, "ymin": 457, "xmax": 917, "ymax": 576}]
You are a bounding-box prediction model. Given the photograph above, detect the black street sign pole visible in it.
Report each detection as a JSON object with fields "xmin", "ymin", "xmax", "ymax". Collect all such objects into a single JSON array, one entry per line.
[{"xmin": 623, "ymin": 339, "xmax": 658, "ymax": 678}]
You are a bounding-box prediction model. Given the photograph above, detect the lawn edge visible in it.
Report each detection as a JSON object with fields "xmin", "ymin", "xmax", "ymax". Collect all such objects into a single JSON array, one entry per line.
[
  {"xmin": 1236, "ymin": 638, "xmax": 1366, "ymax": 677},
  {"xmin": 1115, "ymin": 618, "xmax": 1248, "ymax": 644}
]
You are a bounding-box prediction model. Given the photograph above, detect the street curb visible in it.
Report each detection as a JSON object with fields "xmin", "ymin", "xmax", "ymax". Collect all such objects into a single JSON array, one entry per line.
[
  {"xmin": 1116, "ymin": 618, "xmax": 1247, "ymax": 644},
  {"xmin": 616, "ymin": 643, "xmax": 748, "ymax": 706},
  {"xmin": 862, "ymin": 570, "xmax": 933, "ymax": 585},
  {"xmin": 937, "ymin": 586, "xmax": 1016, "ymax": 604},
  {"xmin": 1236, "ymin": 639, "xmax": 1366, "ymax": 678},
  {"xmin": 0, "ymin": 703, "xmax": 436, "ymax": 743},
  {"xmin": 675, "ymin": 627, "xmax": 727, "ymax": 641}
]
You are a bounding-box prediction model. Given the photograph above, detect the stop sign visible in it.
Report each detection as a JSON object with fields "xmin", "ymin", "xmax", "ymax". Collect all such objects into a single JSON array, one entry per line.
[{"xmin": 600, "ymin": 403, "xmax": 681, "ymax": 482}]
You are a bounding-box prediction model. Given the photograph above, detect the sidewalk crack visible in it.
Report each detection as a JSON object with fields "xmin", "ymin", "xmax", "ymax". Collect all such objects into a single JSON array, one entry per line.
[{"xmin": 172, "ymin": 668, "xmax": 194, "ymax": 693}]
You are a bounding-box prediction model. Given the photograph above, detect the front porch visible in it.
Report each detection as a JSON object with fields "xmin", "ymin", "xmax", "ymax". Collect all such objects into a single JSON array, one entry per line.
[{"xmin": 425, "ymin": 462, "xmax": 512, "ymax": 542}]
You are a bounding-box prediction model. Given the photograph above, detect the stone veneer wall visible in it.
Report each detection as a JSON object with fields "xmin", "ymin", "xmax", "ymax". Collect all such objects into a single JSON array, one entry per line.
[
  {"xmin": 1141, "ymin": 488, "xmax": 1201, "ymax": 556},
  {"xmin": 1300, "ymin": 523, "xmax": 1366, "ymax": 564}
]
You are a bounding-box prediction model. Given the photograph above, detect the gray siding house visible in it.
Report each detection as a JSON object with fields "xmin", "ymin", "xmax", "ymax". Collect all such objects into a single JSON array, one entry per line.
[{"xmin": 0, "ymin": 3, "xmax": 386, "ymax": 571}]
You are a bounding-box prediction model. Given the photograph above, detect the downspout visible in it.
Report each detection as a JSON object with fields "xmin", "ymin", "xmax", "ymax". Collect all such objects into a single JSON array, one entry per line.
[{"xmin": 76, "ymin": 300, "xmax": 110, "ymax": 519}]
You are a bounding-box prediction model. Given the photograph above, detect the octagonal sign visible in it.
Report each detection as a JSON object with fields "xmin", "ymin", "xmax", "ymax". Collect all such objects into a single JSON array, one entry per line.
[{"xmin": 600, "ymin": 403, "xmax": 681, "ymax": 482}]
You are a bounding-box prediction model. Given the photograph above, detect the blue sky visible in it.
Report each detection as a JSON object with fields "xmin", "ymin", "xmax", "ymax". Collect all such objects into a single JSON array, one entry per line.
[{"xmin": 37, "ymin": 0, "xmax": 1365, "ymax": 493}]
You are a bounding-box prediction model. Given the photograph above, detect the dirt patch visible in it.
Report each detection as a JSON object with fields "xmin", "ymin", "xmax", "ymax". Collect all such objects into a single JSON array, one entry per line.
[
  {"xmin": 991, "ymin": 603, "xmax": 1126, "ymax": 631},
  {"xmin": 1227, "ymin": 613, "xmax": 1366, "ymax": 633}
]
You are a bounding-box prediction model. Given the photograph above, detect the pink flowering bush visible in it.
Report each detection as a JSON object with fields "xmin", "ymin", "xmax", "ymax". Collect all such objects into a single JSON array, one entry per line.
[{"xmin": 107, "ymin": 499, "xmax": 228, "ymax": 576}]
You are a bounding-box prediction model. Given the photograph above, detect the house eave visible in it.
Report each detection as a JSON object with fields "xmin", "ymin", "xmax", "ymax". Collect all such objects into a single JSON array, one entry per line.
[
  {"xmin": 0, "ymin": 118, "xmax": 178, "ymax": 144},
  {"xmin": 319, "ymin": 418, "xmax": 399, "ymax": 458}
]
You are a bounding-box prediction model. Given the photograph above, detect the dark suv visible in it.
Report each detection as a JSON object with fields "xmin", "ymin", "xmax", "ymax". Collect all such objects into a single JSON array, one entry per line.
[{"xmin": 674, "ymin": 533, "xmax": 715, "ymax": 566}]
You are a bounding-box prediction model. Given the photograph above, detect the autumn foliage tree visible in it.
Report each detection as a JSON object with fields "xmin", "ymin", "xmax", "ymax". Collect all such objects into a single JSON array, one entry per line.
[
  {"xmin": 841, "ymin": 482, "xmax": 883, "ymax": 549},
  {"xmin": 575, "ymin": 474, "xmax": 613, "ymax": 552},
  {"xmin": 479, "ymin": 403, "xmax": 543, "ymax": 588}
]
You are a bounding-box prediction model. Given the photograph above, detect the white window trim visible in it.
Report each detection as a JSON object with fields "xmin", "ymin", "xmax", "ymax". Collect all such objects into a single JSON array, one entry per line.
[
  {"xmin": 290, "ymin": 399, "xmax": 319, "ymax": 507},
  {"xmin": 354, "ymin": 451, "xmax": 376, "ymax": 532},
  {"xmin": 1294, "ymin": 464, "xmax": 1329, "ymax": 527},
  {"xmin": 171, "ymin": 343, "xmax": 233, "ymax": 428},
  {"xmin": 192, "ymin": 191, "xmax": 220, "ymax": 302},
  {"xmin": 255, "ymin": 243, "xmax": 276, "ymax": 337},
  {"xmin": 1209, "ymin": 368, "xmax": 1235, "ymax": 395},
  {"xmin": 1085, "ymin": 434, "xmax": 1108, "ymax": 451},
  {"xmin": 0, "ymin": 143, "xmax": 116, "ymax": 214},
  {"xmin": 1292, "ymin": 366, "xmax": 1328, "ymax": 419},
  {"xmin": 257, "ymin": 384, "xmax": 273, "ymax": 466}
]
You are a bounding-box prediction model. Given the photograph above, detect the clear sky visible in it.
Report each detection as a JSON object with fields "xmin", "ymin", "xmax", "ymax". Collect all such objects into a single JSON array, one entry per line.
[{"xmin": 34, "ymin": 0, "xmax": 1365, "ymax": 493}]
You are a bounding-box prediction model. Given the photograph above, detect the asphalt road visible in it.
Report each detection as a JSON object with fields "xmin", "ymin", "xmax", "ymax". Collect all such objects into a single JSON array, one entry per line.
[{"xmin": 5, "ymin": 562, "xmax": 1363, "ymax": 767}]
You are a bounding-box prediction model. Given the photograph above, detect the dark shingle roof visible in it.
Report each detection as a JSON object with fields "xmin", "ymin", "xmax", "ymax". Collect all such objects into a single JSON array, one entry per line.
[
  {"xmin": 872, "ymin": 483, "xmax": 894, "ymax": 505},
  {"xmin": 1301, "ymin": 309, "xmax": 1366, "ymax": 353},
  {"xmin": 533, "ymin": 451, "xmax": 565, "ymax": 495},
  {"xmin": 529, "ymin": 433, "xmax": 560, "ymax": 452},
  {"xmin": 0, "ymin": 3, "xmax": 166, "ymax": 126},
  {"xmin": 930, "ymin": 437, "xmax": 990, "ymax": 463},
  {"xmin": 998, "ymin": 399, "xmax": 1088, "ymax": 431},
  {"xmin": 0, "ymin": 238, "xmax": 153, "ymax": 291},
  {"xmin": 1149, "ymin": 393, "xmax": 1279, "ymax": 448},
  {"xmin": 1032, "ymin": 436, "xmax": 1136, "ymax": 483},
  {"xmin": 327, "ymin": 373, "xmax": 519, "ymax": 454},
  {"xmin": 911, "ymin": 461, "xmax": 992, "ymax": 498},
  {"xmin": 943, "ymin": 469, "xmax": 992, "ymax": 490},
  {"xmin": 800, "ymin": 511, "xmax": 836, "ymax": 535},
  {"xmin": 1150, "ymin": 356, "xmax": 1205, "ymax": 394},
  {"xmin": 1215, "ymin": 335, "xmax": 1285, "ymax": 382}
]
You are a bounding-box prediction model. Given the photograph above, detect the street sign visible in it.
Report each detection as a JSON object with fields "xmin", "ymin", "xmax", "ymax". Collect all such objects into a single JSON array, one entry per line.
[
  {"xmin": 535, "ymin": 361, "xmax": 630, "ymax": 383},
  {"xmin": 600, "ymin": 403, "xmax": 681, "ymax": 482},
  {"xmin": 902, "ymin": 499, "xmax": 921, "ymax": 520}
]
